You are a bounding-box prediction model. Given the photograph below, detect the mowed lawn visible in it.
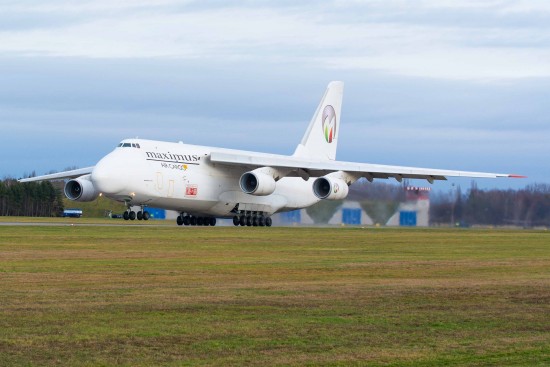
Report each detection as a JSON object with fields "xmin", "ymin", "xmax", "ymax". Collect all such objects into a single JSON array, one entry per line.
[{"xmin": 0, "ymin": 224, "xmax": 548, "ymax": 366}]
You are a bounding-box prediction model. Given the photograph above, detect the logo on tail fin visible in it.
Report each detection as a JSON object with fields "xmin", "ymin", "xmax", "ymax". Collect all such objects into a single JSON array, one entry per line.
[{"xmin": 322, "ymin": 105, "xmax": 337, "ymax": 143}]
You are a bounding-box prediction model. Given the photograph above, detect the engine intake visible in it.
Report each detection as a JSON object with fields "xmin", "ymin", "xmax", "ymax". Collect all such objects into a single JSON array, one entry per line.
[
  {"xmin": 240, "ymin": 170, "xmax": 277, "ymax": 196},
  {"xmin": 313, "ymin": 176, "xmax": 349, "ymax": 200},
  {"xmin": 64, "ymin": 175, "xmax": 100, "ymax": 202}
]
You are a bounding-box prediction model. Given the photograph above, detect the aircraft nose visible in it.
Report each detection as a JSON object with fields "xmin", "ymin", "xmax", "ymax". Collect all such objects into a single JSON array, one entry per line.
[{"xmin": 91, "ymin": 154, "xmax": 127, "ymax": 194}]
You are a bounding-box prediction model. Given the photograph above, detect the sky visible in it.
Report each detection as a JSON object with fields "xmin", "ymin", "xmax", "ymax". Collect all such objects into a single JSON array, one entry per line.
[{"xmin": 1, "ymin": 0, "xmax": 549, "ymax": 190}]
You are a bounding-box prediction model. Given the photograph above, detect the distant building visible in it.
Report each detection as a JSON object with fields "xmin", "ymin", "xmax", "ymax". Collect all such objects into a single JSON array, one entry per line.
[
  {"xmin": 272, "ymin": 201, "xmax": 373, "ymax": 226},
  {"xmin": 387, "ymin": 186, "xmax": 430, "ymax": 227},
  {"xmin": 273, "ymin": 186, "xmax": 430, "ymax": 227}
]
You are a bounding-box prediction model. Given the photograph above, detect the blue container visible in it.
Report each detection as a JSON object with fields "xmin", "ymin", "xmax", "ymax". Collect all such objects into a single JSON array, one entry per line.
[
  {"xmin": 399, "ymin": 211, "xmax": 417, "ymax": 226},
  {"xmin": 342, "ymin": 208, "xmax": 361, "ymax": 225}
]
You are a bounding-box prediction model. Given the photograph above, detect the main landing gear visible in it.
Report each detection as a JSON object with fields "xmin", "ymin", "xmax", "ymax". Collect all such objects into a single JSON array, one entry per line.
[
  {"xmin": 123, "ymin": 207, "xmax": 150, "ymax": 221},
  {"xmin": 177, "ymin": 214, "xmax": 216, "ymax": 226},
  {"xmin": 232, "ymin": 213, "xmax": 272, "ymax": 227}
]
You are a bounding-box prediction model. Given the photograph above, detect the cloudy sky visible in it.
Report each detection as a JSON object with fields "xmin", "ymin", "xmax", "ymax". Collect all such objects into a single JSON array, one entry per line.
[{"xmin": 1, "ymin": 0, "xmax": 549, "ymax": 189}]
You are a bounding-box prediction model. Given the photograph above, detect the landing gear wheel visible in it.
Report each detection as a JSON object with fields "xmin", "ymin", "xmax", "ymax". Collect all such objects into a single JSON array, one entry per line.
[
  {"xmin": 190, "ymin": 216, "xmax": 197, "ymax": 226},
  {"xmin": 265, "ymin": 217, "xmax": 272, "ymax": 227},
  {"xmin": 239, "ymin": 216, "xmax": 246, "ymax": 226},
  {"xmin": 233, "ymin": 216, "xmax": 240, "ymax": 226},
  {"xmin": 123, "ymin": 211, "xmax": 130, "ymax": 221},
  {"xmin": 183, "ymin": 216, "xmax": 190, "ymax": 226},
  {"xmin": 137, "ymin": 211, "xmax": 143, "ymax": 221},
  {"xmin": 246, "ymin": 215, "xmax": 252, "ymax": 227},
  {"xmin": 197, "ymin": 217, "xmax": 204, "ymax": 226},
  {"xmin": 143, "ymin": 211, "xmax": 150, "ymax": 221},
  {"xmin": 252, "ymin": 216, "xmax": 259, "ymax": 227},
  {"xmin": 210, "ymin": 218, "xmax": 217, "ymax": 226},
  {"xmin": 129, "ymin": 211, "xmax": 136, "ymax": 220},
  {"xmin": 258, "ymin": 216, "xmax": 265, "ymax": 227},
  {"xmin": 177, "ymin": 215, "xmax": 184, "ymax": 226}
]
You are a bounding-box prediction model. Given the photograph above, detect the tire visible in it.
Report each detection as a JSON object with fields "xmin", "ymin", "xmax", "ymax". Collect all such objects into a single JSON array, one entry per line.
[
  {"xmin": 190, "ymin": 216, "xmax": 197, "ymax": 226},
  {"xmin": 258, "ymin": 216, "xmax": 265, "ymax": 227},
  {"xmin": 265, "ymin": 217, "xmax": 272, "ymax": 227},
  {"xmin": 252, "ymin": 216, "xmax": 258, "ymax": 226},
  {"xmin": 197, "ymin": 217, "xmax": 204, "ymax": 226},
  {"xmin": 129, "ymin": 211, "xmax": 136, "ymax": 220},
  {"xmin": 246, "ymin": 215, "xmax": 252, "ymax": 227},
  {"xmin": 137, "ymin": 211, "xmax": 143, "ymax": 220},
  {"xmin": 177, "ymin": 216, "xmax": 184, "ymax": 226},
  {"xmin": 143, "ymin": 211, "xmax": 150, "ymax": 221},
  {"xmin": 210, "ymin": 218, "xmax": 217, "ymax": 226},
  {"xmin": 233, "ymin": 216, "xmax": 239, "ymax": 226},
  {"xmin": 183, "ymin": 216, "xmax": 190, "ymax": 226},
  {"xmin": 239, "ymin": 216, "xmax": 246, "ymax": 226},
  {"xmin": 123, "ymin": 211, "xmax": 130, "ymax": 221}
]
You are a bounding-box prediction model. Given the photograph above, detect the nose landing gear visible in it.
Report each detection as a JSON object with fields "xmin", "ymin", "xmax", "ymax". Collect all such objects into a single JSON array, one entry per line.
[{"xmin": 123, "ymin": 205, "xmax": 150, "ymax": 221}]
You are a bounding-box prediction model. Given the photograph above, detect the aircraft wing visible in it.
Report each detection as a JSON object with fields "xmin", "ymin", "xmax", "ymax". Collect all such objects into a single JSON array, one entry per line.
[
  {"xmin": 209, "ymin": 152, "xmax": 523, "ymax": 183},
  {"xmin": 18, "ymin": 167, "xmax": 95, "ymax": 183}
]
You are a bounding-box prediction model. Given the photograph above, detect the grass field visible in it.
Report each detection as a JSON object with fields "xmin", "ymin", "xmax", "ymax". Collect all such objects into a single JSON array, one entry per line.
[{"xmin": 0, "ymin": 223, "xmax": 548, "ymax": 366}]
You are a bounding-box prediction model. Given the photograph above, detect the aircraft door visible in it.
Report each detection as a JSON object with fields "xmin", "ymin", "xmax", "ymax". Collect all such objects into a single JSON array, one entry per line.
[{"xmin": 156, "ymin": 172, "xmax": 163, "ymax": 191}]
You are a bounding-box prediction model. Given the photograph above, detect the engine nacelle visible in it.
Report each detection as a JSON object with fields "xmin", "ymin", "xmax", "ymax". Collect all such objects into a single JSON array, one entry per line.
[
  {"xmin": 64, "ymin": 175, "xmax": 100, "ymax": 202},
  {"xmin": 312, "ymin": 176, "xmax": 349, "ymax": 200},
  {"xmin": 240, "ymin": 170, "xmax": 277, "ymax": 196}
]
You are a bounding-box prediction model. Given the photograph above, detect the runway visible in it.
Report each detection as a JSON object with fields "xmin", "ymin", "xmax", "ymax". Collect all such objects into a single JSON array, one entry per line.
[
  {"xmin": 0, "ymin": 220, "xmax": 171, "ymax": 227},
  {"xmin": 0, "ymin": 218, "xmax": 234, "ymax": 227}
]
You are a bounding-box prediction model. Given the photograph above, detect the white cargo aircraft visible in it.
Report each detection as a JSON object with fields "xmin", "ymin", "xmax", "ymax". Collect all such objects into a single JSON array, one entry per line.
[{"xmin": 20, "ymin": 82, "xmax": 523, "ymax": 226}]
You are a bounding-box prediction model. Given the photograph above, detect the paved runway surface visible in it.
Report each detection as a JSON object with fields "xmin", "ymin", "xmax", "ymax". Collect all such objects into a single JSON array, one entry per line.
[{"xmin": 0, "ymin": 221, "xmax": 171, "ymax": 227}]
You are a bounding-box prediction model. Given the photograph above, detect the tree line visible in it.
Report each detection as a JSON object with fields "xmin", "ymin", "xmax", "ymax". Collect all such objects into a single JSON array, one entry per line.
[
  {"xmin": 0, "ymin": 179, "xmax": 64, "ymax": 217},
  {"xmin": 430, "ymin": 182, "xmax": 550, "ymax": 227}
]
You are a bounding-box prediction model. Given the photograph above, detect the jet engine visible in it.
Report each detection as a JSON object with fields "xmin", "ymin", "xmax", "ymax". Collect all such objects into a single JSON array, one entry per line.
[
  {"xmin": 312, "ymin": 176, "xmax": 349, "ymax": 200},
  {"xmin": 64, "ymin": 175, "xmax": 100, "ymax": 202},
  {"xmin": 240, "ymin": 169, "xmax": 277, "ymax": 196}
]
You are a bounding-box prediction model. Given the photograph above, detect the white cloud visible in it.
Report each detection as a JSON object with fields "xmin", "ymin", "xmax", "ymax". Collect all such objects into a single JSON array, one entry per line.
[
  {"xmin": 327, "ymin": 47, "xmax": 550, "ymax": 80},
  {"xmin": 1, "ymin": 1, "xmax": 550, "ymax": 80},
  {"xmin": 500, "ymin": 0, "xmax": 550, "ymax": 14}
]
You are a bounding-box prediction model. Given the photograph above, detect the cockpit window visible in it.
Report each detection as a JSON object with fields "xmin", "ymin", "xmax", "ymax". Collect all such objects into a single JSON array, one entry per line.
[{"xmin": 118, "ymin": 142, "xmax": 141, "ymax": 148}]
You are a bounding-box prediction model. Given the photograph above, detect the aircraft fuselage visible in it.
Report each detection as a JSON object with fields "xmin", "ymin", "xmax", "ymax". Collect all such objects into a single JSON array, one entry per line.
[{"xmin": 91, "ymin": 138, "xmax": 320, "ymax": 218}]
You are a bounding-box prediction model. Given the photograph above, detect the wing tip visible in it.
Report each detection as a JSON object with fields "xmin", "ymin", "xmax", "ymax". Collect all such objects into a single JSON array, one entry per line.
[{"xmin": 508, "ymin": 174, "xmax": 527, "ymax": 179}]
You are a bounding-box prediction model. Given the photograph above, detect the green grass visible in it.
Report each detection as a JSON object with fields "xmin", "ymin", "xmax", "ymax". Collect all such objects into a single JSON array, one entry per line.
[{"xmin": 0, "ymin": 225, "xmax": 548, "ymax": 366}]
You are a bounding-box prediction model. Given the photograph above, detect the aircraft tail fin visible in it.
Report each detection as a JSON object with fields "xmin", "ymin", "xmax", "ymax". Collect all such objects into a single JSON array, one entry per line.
[{"xmin": 293, "ymin": 81, "xmax": 344, "ymax": 161}]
